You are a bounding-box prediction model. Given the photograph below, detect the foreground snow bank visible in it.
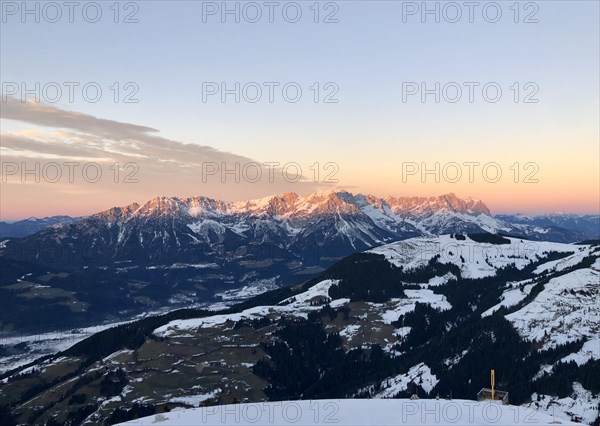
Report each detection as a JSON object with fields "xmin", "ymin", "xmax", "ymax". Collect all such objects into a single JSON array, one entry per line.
[{"xmin": 117, "ymin": 399, "xmax": 578, "ymax": 425}]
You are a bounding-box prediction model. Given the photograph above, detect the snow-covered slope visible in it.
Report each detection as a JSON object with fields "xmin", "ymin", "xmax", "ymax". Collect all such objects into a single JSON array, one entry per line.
[
  {"xmin": 506, "ymin": 257, "xmax": 600, "ymax": 356},
  {"xmin": 368, "ymin": 234, "xmax": 578, "ymax": 279},
  {"xmin": 154, "ymin": 279, "xmax": 349, "ymax": 338},
  {"xmin": 3, "ymin": 235, "xmax": 598, "ymax": 426},
  {"xmin": 116, "ymin": 399, "xmax": 578, "ymax": 425},
  {"xmin": 372, "ymin": 236, "xmax": 600, "ymax": 360},
  {"xmin": 524, "ymin": 383, "xmax": 600, "ymax": 425},
  {"xmin": 373, "ymin": 363, "xmax": 439, "ymax": 397}
]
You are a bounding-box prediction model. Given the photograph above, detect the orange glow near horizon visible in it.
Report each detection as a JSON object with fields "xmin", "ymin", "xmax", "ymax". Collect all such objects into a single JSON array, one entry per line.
[
  {"xmin": 1, "ymin": 102, "xmax": 598, "ymax": 220},
  {"xmin": 1, "ymin": 177, "xmax": 598, "ymax": 221}
]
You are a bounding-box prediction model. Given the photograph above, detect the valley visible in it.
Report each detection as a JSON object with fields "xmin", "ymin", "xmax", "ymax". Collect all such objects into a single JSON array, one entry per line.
[{"xmin": 1, "ymin": 191, "xmax": 596, "ymax": 343}]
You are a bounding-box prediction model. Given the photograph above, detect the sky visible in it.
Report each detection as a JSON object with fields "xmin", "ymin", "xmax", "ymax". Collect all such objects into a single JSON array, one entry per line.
[{"xmin": 1, "ymin": 0, "xmax": 599, "ymax": 220}]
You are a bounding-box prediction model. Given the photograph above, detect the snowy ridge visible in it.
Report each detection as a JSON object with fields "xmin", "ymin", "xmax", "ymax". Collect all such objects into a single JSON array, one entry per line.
[
  {"xmin": 374, "ymin": 363, "xmax": 439, "ymax": 397},
  {"xmin": 368, "ymin": 235, "xmax": 578, "ymax": 279},
  {"xmin": 372, "ymin": 290, "xmax": 452, "ymax": 325},
  {"xmin": 280, "ymin": 279, "xmax": 339, "ymax": 306},
  {"xmin": 153, "ymin": 305, "xmax": 306, "ymax": 337},
  {"xmin": 154, "ymin": 279, "xmax": 347, "ymax": 338},
  {"xmin": 481, "ymin": 278, "xmax": 536, "ymax": 317}
]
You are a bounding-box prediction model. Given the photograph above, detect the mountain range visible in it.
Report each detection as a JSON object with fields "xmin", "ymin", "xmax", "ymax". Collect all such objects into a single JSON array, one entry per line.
[
  {"xmin": 3, "ymin": 191, "xmax": 597, "ymax": 266},
  {"xmin": 1, "ymin": 191, "xmax": 598, "ymax": 340},
  {"xmin": 496, "ymin": 213, "xmax": 600, "ymax": 241},
  {"xmin": 0, "ymin": 216, "xmax": 78, "ymax": 239}
]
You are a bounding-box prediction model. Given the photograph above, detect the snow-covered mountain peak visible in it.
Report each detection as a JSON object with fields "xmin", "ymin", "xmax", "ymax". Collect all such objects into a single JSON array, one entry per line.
[
  {"xmin": 88, "ymin": 191, "xmax": 493, "ymax": 224},
  {"xmin": 384, "ymin": 193, "xmax": 491, "ymax": 217},
  {"xmin": 10, "ymin": 191, "xmax": 593, "ymax": 272},
  {"xmin": 138, "ymin": 196, "xmax": 188, "ymax": 216},
  {"xmin": 93, "ymin": 202, "xmax": 142, "ymax": 223},
  {"xmin": 185, "ymin": 195, "xmax": 230, "ymax": 217},
  {"xmin": 301, "ymin": 190, "xmax": 360, "ymax": 216},
  {"xmin": 229, "ymin": 190, "xmax": 362, "ymax": 218}
]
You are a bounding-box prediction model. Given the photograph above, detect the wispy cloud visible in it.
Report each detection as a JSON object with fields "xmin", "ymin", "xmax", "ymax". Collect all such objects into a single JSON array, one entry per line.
[
  {"xmin": 0, "ymin": 98, "xmax": 327, "ymax": 219},
  {"xmin": 2, "ymin": 97, "xmax": 257, "ymax": 165}
]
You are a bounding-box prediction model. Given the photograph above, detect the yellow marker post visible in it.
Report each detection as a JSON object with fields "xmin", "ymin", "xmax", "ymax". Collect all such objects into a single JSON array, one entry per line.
[{"xmin": 491, "ymin": 369, "xmax": 495, "ymax": 400}]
